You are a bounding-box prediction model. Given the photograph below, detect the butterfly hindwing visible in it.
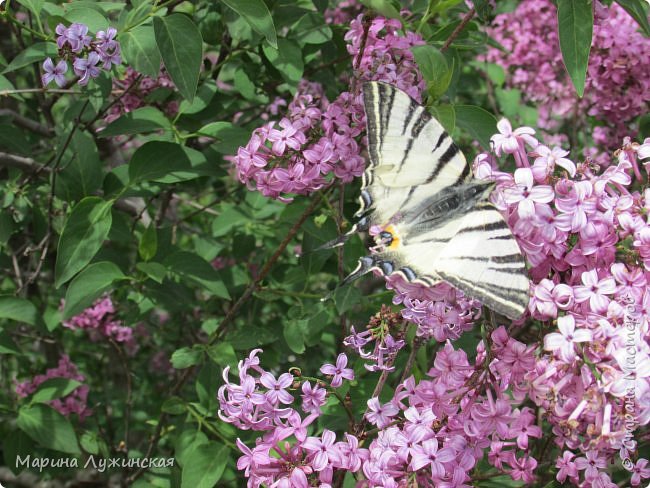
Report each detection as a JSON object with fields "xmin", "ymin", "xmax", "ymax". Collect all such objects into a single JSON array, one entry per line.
[{"xmin": 433, "ymin": 203, "xmax": 530, "ymax": 319}]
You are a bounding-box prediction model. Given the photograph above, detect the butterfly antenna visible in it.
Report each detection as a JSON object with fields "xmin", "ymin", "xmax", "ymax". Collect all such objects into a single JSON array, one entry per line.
[
  {"xmin": 321, "ymin": 256, "xmax": 377, "ymax": 302},
  {"xmin": 315, "ymin": 217, "xmax": 369, "ymax": 252}
]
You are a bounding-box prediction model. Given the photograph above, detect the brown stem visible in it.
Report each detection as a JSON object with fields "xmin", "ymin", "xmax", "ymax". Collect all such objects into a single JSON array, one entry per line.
[
  {"xmin": 85, "ymin": 74, "xmax": 143, "ymax": 129},
  {"xmin": 0, "ymin": 152, "xmax": 50, "ymax": 173},
  {"xmin": 440, "ymin": 8, "xmax": 476, "ymax": 52},
  {"xmin": 0, "ymin": 108, "xmax": 53, "ymax": 137},
  {"xmin": 127, "ymin": 190, "xmax": 328, "ymax": 483},
  {"xmin": 125, "ymin": 366, "xmax": 194, "ymax": 484},
  {"xmin": 213, "ymin": 188, "xmax": 330, "ymax": 341},
  {"xmin": 109, "ymin": 340, "xmax": 133, "ymax": 453},
  {"xmin": 399, "ymin": 335, "xmax": 424, "ymax": 384},
  {"xmin": 336, "ymin": 182, "xmax": 347, "ymax": 348}
]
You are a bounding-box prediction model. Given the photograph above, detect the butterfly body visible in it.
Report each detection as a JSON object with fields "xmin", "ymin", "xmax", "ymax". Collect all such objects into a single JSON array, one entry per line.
[{"xmin": 343, "ymin": 81, "xmax": 530, "ymax": 320}]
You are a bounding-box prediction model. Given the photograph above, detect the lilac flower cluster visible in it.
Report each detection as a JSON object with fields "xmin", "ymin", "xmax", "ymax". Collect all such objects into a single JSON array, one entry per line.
[
  {"xmin": 485, "ymin": 1, "xmax": 650, "ymax": 148},
  {"xmin": 42, "ymin": 23, "xmax": 121, "ymax": 87},
  {"xmin": 344, "ymin": 305, "xmax": 406, "ymax": 372},
  {"xmin": 218, "ymin": 349, "xmax": 360, "ymax": 485},
  {"xmin": 222, "ymin": 327, "xmax": 551, "ymax": 486},
  {"xmin": 15, "ymin": 355, "xmax": 91, "ymax": 420},
  {"xmin": 232, "ymin": 15, "xmax": 426, "ymax": 201},
  {"xmin": 62, "ymin": 296, "xmax": 140, "ymax": 354},
  {"xmin": 104, "ymin": 67, "xmax": 178, "ymax": 125},
  {"xmin": 473, "ymin": 121, "xmax": 650, "ymax": 486}
]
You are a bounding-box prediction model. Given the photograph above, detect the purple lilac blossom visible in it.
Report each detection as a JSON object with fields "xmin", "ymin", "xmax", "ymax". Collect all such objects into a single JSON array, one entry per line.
[
  {"xmin": 15, "ymin": 355, "xmax": 91, "ymax": 420},
  {"xmin": 485, "ymin": 0, "xmax": 650, "ymax": 149},
  {"xmin": 41, "ymin": 57, "xmax": 67, "ymax": 87}
]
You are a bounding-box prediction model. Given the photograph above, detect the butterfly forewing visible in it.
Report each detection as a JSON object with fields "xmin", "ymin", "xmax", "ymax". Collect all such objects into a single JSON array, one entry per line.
[{"xmin": 359, "ymin": 82, "xmax": 469, "ymax": 221}]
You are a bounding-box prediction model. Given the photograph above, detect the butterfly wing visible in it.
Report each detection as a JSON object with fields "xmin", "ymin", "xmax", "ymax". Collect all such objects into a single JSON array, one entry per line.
[
  {"xmin": 432, "ymin": 202, "xmax": 530, "ymax": 319},
  {"xmin": 359, "ymin": 81, "xmax": 469, "ymax": 222},
  {"xmin": 347, "ymin": 82, "xmax": 530, "ymax": 318}
]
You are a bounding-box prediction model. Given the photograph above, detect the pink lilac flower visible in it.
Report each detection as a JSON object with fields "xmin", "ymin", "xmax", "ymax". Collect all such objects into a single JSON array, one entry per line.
[
  {"xmin": 486, "ymin": 0, "xmax": 650, "ymax": 148},
  {"xmin": 62, "ymin": 296, "xmax": 140, "ymax": 354},
  {"xmin": 365, "ymin": 397, "xmax": 399, "ymax": 428},
  {"xmin": 73, "ymin": 52, "xmax": 101, "ymax": 86},
  {"xmin": 301, "ymin": 381, "xmax": 327, "ymax": 414},
  {"xmin": 47, "ymin": 23, "xmax": 122, "ymax": 88},
  {"xmin": 56, "ymin": 23, "xmax": 91, "ymax": 52},
  {"xmin": 231, "ymin": 15, "xmax": 426, "ymax": 201},
  {"xmin": 15, "ymin": 355, "xmax": 91, "ymax": 420},
  {"xmin": 320, "ymin": 353, "xmax": 354, "ymax": 388},
  {"xmin": 41, "ymin": 58, "xmax": 67, "ymax": 87},
  {"xmin": 410, "ymin": 438, "xmax": 456, "ymax": 477},
  {"xmin": 543, "ymin": 315, "xmax": 592, "ymax": 362}
]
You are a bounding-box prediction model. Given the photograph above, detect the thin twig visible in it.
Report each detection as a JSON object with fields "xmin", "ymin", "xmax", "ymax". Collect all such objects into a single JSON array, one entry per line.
[
  {"xmin": 172, "ymin": 193, "xmax": 220, "ymax": 216},
  {"xmin": 85, "ymin": 75, "xmax": 143, "ymax": 129},
  {"xmin": 127, "ymin": 189, "xmax": 328, "ymax": 483},
  {"xmin": 0, "ymin": 152, "xmax": 50, "ymax": 173},
  {"xmin": 213, "ymin": 188, "xmax": 331, "ymax": 341},
  {"xmin": 399, "ymin": 336, "xmax": 424, "ymax": 384},
  {"xmin": 336, "ymin": 182, "xmax": 347, "ymax": 348},
  {"xmin": 109, "ymin": 340, "xmax": 133, "ymax": 453},
  {"xmin": 0, "ymin": 109, "xmax": 53, "ymax": 137},
  {"xmin": 125, "ymin": 367, "xmax": 194, "ymax": 484},
  {"xmin": 440, "ymin": 8, "xmax": 476, "ymax": 52}
]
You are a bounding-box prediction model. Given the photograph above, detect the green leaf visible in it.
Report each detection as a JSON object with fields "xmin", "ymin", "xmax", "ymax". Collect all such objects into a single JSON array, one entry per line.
[
  {"xmin": 616, "ymin": 0, "xmax": 650, "ymax": 36},
  {"xmin": 153, "ymin": 14, "xmax": 203, "ymax": 102},
  {"xmin": 17, "ymin": 404, "xmax": 81, "ymax": 454},
  {"xmin": 454, "ymin": 105, "xmax": 497, "ymax": 149},
  {"xmin": 62, "ymin": 261, "xmax": 125, "ymax": 319},
  {"xmin": 262, "ymin": 39, "xmax": 304, "ymax": 86},
  {"xmin": 162, "ymin": 396, "xmax": 187, "ymax": 415},
  {"xmin": 2, "ymin": 42, "xmax": 58, "ymax": 74},
  {"xmin": 175, "ymin": 430, "xmax": 209, "ymax": 467},
  {"xmin": 171, "ymin": 346, "xmax": 203, "ymax": 369},
  {"xmin": 136, "ymin": 262, "xmax": 167, "ymax": 283},
  {"xmin": 120, "ymin": 25, "xmax": 161, "ymax": 78},
  {"xmin": 291, "ymin": 12, "xmax": 332, "ymax": 45},
  {"xmin": 164, "ymin": 251, "xmax": 230, "ymax": 299},
  {"xmin": 30, "ymin": 378, "xmax": 82, "ymax": 403},
  {"xmin": 0, "ymin": 332, "xmax": 21, "ymax": 355},
  {"xmin": 334, "ymin": 286, "xmax": 362, "ymax": 314},
  {"xmin": 284, "ymin": 318, "xmax": 307, "ymax": 354},
  {"xmin": 138, "ymin": 223, "xmax": 158, "ymax": 262},
  {"xmin": 54, "ymin": 197, "xmax": 113, "ymax": 288},
  {"xmin": 557, "ymin": 0, "xmax": 593, "ymax": 98},
  {"xmin": 358, "ymin": 0, "xmax": 402, "ymax": 21},
  {"xmin": 180, "ymin": 442, "xmax": 228, "ymax": 488},
  {"xmin": 206, "ymin": 342, "xmax": 237, "ymax": 368},
  {"xmin": 3, "ymin": 430, "xmax": 34, "ymax": 475},
  {"xmin": 62, "ymin": 5, "xmax": 108, "ymax": 33},
  {"xmin": 221, "ymin": 0, "xmax": 278, "ymax": 48},
  {"xmin": 430, "ymin": 104, "xmax": 455, "ymax": 133},
  {"xmin": 411, "ymin": 45, "xmax": 452, "ymax": 99},
  {"xmin": 56, "ymin": 131, "xmax": 103, "ymax": 202},
  {"xmin": 178, "ymin": 83, "xmax": 217, "ymax": 115},
  {"xmin": 196, "ymin": 362, "xmax": 219, "ymax": 411},
  {"xmin": 16, "ymin": 0, "xmax": 45, "ymax": 16},
  {"xmin": 100, "ymin": 107, "xmax": 171, "ymax": 137},
  {"xmin": 0, "ymin": 297, "xmax": 40, "ymax": 326},
  {"xmin": 79, "ymin": 431, "xmax": 101, "ymax": 455},
  {"xmin": 128, "ymin": 141, "xmax": 192, "ymax": 183}
]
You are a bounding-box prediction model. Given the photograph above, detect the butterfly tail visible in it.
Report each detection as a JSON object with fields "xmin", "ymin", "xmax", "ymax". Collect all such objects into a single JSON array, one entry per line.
[{"xmin": 315, "ymin": 217, "xmax": 369, "ymax": 251}]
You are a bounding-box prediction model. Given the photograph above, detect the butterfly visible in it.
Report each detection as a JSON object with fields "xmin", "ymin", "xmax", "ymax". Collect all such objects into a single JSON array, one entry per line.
[{"xmin": 335, "ymin": 81, "xmax": 530, "ymax": 320}]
